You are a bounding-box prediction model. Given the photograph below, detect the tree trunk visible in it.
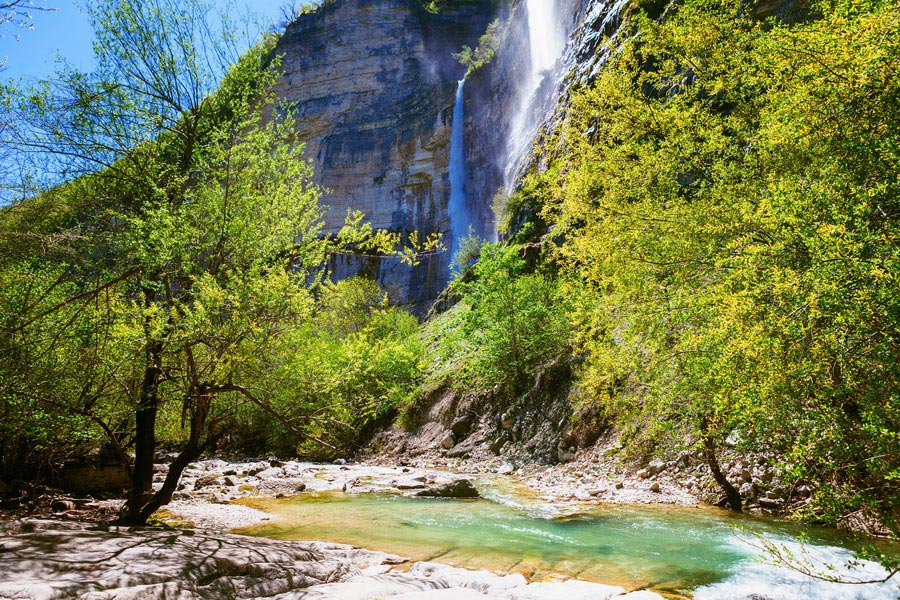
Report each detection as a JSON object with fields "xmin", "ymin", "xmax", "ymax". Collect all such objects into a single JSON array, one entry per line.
[
  {"xmin": 123, "ymin": 437, "xmax": 203, "ymax": 525},
  {"xmin": 121, "ymin": 340, "xmax": 163, "ymax": 523},
  {"xmin": 119, "ymin": 391, "xmax": 214, "ymax": 526},
  {"xmin": 703, "ymin": 435, "xmax": 742, "ymax": 512}
]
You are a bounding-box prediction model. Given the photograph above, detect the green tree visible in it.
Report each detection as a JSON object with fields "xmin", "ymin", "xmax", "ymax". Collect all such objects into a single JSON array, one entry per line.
[
  {"xmin": 454, "ymin": 243, "xmax": 569, "ymax": 392},
  {"xmin": 543, "ymin": 0, "xmax": 900, "ymax": 526},
  {"xmin": 0, "ymin": 0, "xmax": 329, "ymax": 524}
]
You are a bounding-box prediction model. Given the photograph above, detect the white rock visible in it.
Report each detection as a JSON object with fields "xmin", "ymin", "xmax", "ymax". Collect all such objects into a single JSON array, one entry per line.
[
  {"xmin": 502, "ymin": 580, "xmax": 626, "ymax": 600},
  {"xmin": 617, "ymin": 591, "xmax": 666, "ymax": 600},
  {"xmin": 393, "ymin": 589, "xmax": 488, "ymax": 599},
  {"xmin": 408, "ymin": 562, "xmax": 526, "ymax": 594}
]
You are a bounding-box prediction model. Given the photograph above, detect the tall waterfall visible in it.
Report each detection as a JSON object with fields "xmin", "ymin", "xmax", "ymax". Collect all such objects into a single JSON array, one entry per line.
[
  {"xmin": 503, "ymin": 0, "xmax": 568, "ymax": 193},
  {"xmin": 448, "ymin": 79, "xmax": 469, "ymax": 272}
]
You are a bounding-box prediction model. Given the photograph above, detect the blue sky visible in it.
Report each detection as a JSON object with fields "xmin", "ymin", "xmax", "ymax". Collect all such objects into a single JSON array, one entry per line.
[{"xmin": 0, "ymin": 0, "xmax": 315, "ymax": 82}]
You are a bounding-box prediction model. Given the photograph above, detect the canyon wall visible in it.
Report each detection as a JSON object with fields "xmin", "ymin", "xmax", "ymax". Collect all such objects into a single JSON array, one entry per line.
[
  {"xmin": 271, "ymin": 0, "xmax": 635, "ymax": 311},
  {"xmin": 271, "ymin": 0, "xmax": 492, "ymax": 312}
]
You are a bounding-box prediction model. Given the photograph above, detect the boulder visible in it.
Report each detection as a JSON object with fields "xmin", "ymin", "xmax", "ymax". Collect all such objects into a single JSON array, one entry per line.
[
  {"xmin": 414, "ymin": 479, "xmax": 479, "ymax": 499},
  {"xmin": 497, "ymin": 463, "xmax": 515, "ymax": 475},
  {"xmin": 194, "ymin": 474, "xmax": 220, "ymax": 489},
  {"xmin": 440, "ymin": 434, "xmax": 456, "ymax": 450},
  {"xmin": 253, "ymin": 467, "xmax": 283, "ymax": 480},
  {"xmin": 393, "ymin": 476, "xmax": 428, "ymax": 490},
  {"xmin": 247, "ymin": 463, "xmax": 270, "ymax": 476},
  {"xmin": 450, "ymin": 418, "xmax": 471, "ymax": 437},
  {"xmin": 557, "ymin": 444, "xmax": 577, "ymax": 463},
  {"xmin": 647, "ymin": 459, "xmax": 666, "ymax": 476}
]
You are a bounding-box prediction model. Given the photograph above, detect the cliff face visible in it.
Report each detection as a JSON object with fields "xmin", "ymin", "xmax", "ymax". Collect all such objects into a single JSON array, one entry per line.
[
  {"xmin": 271, "ymin": 0, "xmax": 635, "ymax": 311},
  {"xmin": 462, "ymin": 0, "xmax": 593, "ymax": 238},
  {"xmin": 272, "ymin": 0, "xmax": 493, "ymax": 312}
]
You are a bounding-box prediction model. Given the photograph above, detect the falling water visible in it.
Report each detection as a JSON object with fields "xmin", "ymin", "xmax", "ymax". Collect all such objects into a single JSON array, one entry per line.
[
  {"xmin": 503, "ymin": 0, "xmax": 568, "ymax": 192},
  {"xmin": 448, "ymin": 79, "xmax": 469, "ymax": 272}
]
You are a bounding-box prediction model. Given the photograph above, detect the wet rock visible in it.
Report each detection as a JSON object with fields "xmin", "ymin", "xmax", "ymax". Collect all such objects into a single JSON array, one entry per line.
[
  {"xmin": 414, "ymin": 479, "xmax": 479, "ymax": 499},
  {"xmin": 504, "ymin": 580, "xmax": 627, "ymax": 599},
  {"xmin": 759, "ymin": 497, "xmax": 784, "ymax": 510},
  {"xmin": 408, "ymin": 562, "xmax": 527, "ymax": 594}
]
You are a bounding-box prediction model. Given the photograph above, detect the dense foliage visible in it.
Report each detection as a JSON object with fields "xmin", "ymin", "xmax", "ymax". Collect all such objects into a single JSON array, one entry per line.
[
  {"xmin": 0, "ymin": 0, "xmax": 423, "ymax": 523},
  {"xmin": 516, "ymin": 0, "xmax": 900, "ymax": 531}
]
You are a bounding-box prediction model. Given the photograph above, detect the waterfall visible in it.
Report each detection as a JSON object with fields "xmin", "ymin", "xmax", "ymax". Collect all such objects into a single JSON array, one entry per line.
[
  {"xmin": 503, "ymin": 0, "xmax": 568, "ymax": 193},
  {"xmin": 448, "ymin": 79, "xmax": 469, "ymax": 272}
]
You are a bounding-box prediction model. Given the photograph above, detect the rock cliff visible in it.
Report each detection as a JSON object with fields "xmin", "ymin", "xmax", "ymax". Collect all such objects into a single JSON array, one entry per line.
[
  {"xmin": 271, "ymin": 0, "xmax": 637, "ymax": 311},
  {"xmin": 272, "ymin": 0, "xmax": 493, "ymax": 312}
]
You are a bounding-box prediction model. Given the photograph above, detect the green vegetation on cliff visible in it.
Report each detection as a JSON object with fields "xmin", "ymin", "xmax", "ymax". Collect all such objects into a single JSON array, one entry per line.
[{"xmin": 477, "ymin": 0, "xmax": 898, "ymax": 536}]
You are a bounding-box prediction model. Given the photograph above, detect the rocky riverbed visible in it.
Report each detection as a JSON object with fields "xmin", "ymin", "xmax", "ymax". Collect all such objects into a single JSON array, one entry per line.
[{"xmin": 149, "ymin": 453, "xmax": 699, "ymax": 533}]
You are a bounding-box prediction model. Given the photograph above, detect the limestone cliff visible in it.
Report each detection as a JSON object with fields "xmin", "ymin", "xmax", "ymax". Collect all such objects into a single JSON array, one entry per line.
[
  {"xmin": 271, "ymin": 0, "xmax": 637, "ymax": 311},
  {"xmin": 272, "ymin": 0, "xmax": 493, "ymax": 312}
]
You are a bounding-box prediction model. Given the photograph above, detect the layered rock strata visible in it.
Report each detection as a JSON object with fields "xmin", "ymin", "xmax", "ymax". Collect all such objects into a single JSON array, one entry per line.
[{"xmin": 272, "ymin": 0, "xmax": 492, "ymax": 312}]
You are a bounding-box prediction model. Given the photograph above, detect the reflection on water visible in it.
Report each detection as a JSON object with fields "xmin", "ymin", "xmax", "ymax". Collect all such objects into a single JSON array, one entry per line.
[{"xmin": 236, "ymin": 491, "xmax": 899, "ymax": 599}]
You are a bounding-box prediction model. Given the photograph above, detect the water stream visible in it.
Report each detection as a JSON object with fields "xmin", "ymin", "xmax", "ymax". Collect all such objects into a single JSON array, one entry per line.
[
  {"xmin": 448, "ymin": 78, "xmax": 470, "ymax": 272},
  {"xmin": 238, "ymin": 490, "xmax": 900, "ymax": 599}
]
